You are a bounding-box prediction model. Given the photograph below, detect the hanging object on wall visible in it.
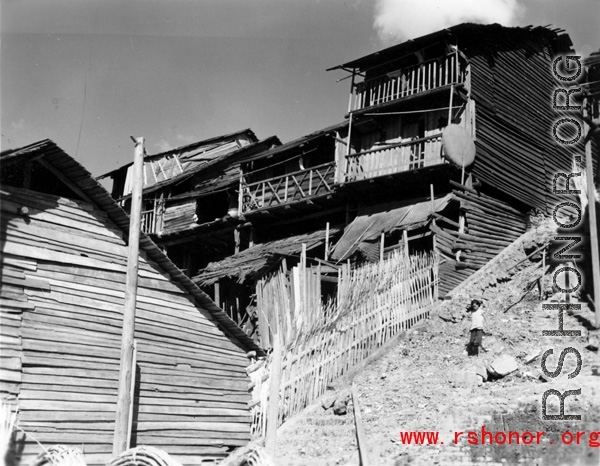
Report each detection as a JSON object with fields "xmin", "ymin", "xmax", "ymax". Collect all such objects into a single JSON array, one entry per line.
[{"xmin": 442, "ymin": 124, "xmax": 476, "ymax": 168}]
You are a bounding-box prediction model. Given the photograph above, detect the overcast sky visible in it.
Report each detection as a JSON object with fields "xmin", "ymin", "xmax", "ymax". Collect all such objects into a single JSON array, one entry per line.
[{"xmin": 2, "ymin": 0, "xmax": 599, "ymax": 177}]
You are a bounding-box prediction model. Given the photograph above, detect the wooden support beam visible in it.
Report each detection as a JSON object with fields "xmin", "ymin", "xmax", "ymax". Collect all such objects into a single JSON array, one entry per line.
[
  {"xmin": 214, "ymin": 282, "xmax": 221, "ymax": 308},
  {"xmin": 584, "ymin": 105, "xmax": 600, "ymax": 327},
  {"xmin": 37, "ymin": 159, "xmax": 95, "ymax": 204},
  {"xmin": 265, "ymin": 333, "xmax": 282, "ymax": 456},
  {"xmin": 325, "ymin": 222, "xmax": 330, "ymax": 261},
  {"xmin": 113, "ymin": 136, "xmax": 144, "ymax": 455},
  {"xmin": 234, "ymin": 228, "xmax": 241, "ymax": 254}
]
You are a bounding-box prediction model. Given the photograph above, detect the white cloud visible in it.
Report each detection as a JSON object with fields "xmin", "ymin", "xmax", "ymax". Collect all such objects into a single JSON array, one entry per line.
[{"xmin": 373, "ymin": 0, "xmax": 523, "ymax": 45}]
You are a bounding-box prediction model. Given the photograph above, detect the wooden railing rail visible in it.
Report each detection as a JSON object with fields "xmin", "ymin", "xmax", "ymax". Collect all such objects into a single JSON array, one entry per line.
[
  {"xmin": 344, "ymin": 133, "xmax": 444, "ymax": 181},
  {"xmin": 241, "ymin": 162, "xmax": 336, "ymax": 213},
  {"xmin": 351, "ymin": 53, "xmax": 465, "ymax": 111}
]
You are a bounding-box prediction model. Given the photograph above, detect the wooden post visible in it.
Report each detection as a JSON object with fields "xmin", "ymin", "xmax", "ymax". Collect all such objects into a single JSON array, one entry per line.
[
  {"xmin": 113, "ymin": 136, "xmax": 144, "ymax": 455},
  {"xmin": 351, "ymin": 384, "xmax": 370, "ymax": 466},
  {"xmin": 448, "ymin": 85, "xmax": 454, "ymax": 124},
  {"xmin": 325, "ymin": 222, "xmax": 330, "ymax": 261},
  {"xmin": 126, "ymin": 340, "xmax": 137, "ymax": 448},
  {"xmin": 541, "ymin": 251, "xmax": 546, "ymax": 299},
  {"xmin": 380, "ymin": 232, "xmax": 385, "ymax": 262},
  {"xmin": 430, "ymin": 184, "xmax": 438, "ymax": 256},
  {"xmin": 265, "ymin": 332, "xmax": 282, "ymax": 456},
  {"xmin": 430, "ymin": 184, "xmax": 435, "ymax": 213},
  {"xmin": 348, "ymin": 70, "xmax": 356, "ymax": 113},
  {"xmin": 234, "ymin": 227, "xmax": 241, "ymax": 254},
  {"xmin": 584, "ymin": 103, "xmax": 600, "ymax": 327},
  {"xmin": 238, "ymin": 175, "xmax": 245, "ymax": 215},
  {"xmin": 403, "ymin": 229, "xmax": 409, "ymax": 258},
  {"xmin": 214, "ymin": 281, "xmax": 221, "ymax": 308},
  {"xmin": 347, "ymin": 114, "xmax": 353, "ymax": 159}
]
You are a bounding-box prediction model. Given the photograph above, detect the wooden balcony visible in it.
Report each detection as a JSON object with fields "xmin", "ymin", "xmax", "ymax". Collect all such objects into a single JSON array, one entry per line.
[
  {"xmin": 141, "ymin": 209, "xmax": 158, "ymax": 234},
  {"xmin": 241, "ymin": 162, "xmax": 336, "ymax": 213},
  {"xmin": 344, "ymin": 134, "xmax": 445, "ymax": 182},
  {"xmin": 350, "ymin": 53, "xmax": 464, "ymax": 112}
]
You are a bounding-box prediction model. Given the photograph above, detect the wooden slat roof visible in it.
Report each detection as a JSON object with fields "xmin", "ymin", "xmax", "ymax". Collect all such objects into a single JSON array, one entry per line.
[
  {"xmin": 330, "ymin": 23, "xmax": 571, "ymax": 72},
  {"xmin": 97, "ymin": 128, "xmax": 258, "ymax": 179}
]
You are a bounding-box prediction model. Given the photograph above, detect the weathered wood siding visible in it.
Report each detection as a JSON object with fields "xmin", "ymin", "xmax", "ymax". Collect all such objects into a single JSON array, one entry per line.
[
  {"xmin": 0, "ymin": 184, "xmax": 251, "ymax": 465},
  {"xmin": 163, "ymin": 200, "xmax": 197, "ymax": 234},
  {"xmin": 433, "ymin": 185, "xmax": 528, "ymax": 295},
  {"xmin": 468, "ymin": 31, "xmax": 579, "ymax": 214}
]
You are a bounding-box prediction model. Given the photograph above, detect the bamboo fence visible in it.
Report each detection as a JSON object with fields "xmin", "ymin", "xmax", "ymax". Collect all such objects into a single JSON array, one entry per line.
[{"xmin": 248, "ymin": 250, "xmax": 438, "ymax": 436}]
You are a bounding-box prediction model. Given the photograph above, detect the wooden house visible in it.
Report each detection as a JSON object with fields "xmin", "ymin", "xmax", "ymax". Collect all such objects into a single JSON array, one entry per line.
[
  {"xmin": 215, "ymin": 24, "xmax": 583, "ymax": 296},
  {"xmin": 0, "ymin": 140, "xmax": 263, "ymax": 465},
  {"xmin": 103, "ymin": 24, "xmax": 593, "ymax": 336},
  {"xmin": 99, "ymin": 131, "xmax": 280, "ymax": 279}
]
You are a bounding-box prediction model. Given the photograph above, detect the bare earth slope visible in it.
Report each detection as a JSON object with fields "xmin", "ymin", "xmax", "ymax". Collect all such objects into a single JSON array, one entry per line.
[{"xmin": 275, "ymin": 249, "xmax": 600, "ymax": 466}]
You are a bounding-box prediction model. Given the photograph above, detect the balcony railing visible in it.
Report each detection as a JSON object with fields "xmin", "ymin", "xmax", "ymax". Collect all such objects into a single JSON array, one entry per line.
[
  {"xmin": 344, "ymin": 134, "xmax": 444, "ymax": 182},
  {"xmin": 141, "ymin": 208, "xmax": 158, "ymax": 234},
  {"xmin": 241, "ymin": 162, "xmax": 336, "ymax": 213},
  {"xmin": 350, "ymin": 53, "xmax": 465, "ymax": 111}
]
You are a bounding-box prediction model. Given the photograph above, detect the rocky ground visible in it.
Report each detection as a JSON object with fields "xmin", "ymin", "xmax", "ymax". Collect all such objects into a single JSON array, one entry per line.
[{"xmin": 274, "ymin": 241, "xmax": 600, "ymax": 466}]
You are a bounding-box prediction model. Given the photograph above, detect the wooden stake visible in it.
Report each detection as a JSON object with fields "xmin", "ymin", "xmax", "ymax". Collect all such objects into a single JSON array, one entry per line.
[
  {"xmin": 380, "ymin": 232, "xmax": 385, "ymax": 262},
  {"xmin": 113, "ymin": 136, "xmax": 144, "ymax": 456},
  {"xmin": 351, "ymin": 383, "xmax": 370, "ymax": 466},
  {"xmin": 265, "ymin": 332, "xmax": 282, "ymax": 457},
  {"xmin": 584, "ymin": 104, "xmax": 600, "ymax": 327},
  {"xmin": 541, "ymin": 252, "xmax": 546, "ymax": 299}
]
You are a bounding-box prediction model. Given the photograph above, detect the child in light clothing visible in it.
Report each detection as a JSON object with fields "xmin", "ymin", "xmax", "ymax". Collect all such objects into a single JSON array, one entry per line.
[{"xmin": 467, "ymin": 299, "xmax": 486, "ymax": 356}]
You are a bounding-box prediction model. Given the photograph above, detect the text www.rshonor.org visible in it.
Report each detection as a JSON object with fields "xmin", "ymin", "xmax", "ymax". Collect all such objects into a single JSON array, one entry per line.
[{"xmin": 399, "ymin": 427, "xmax": 600, "ymax": 447}]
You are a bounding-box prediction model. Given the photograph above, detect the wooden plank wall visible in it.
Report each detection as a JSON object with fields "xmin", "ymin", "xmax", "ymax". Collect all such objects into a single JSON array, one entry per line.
[
  {"xmin": 469, "ymin": 39, "xmax": 577, "ymax": 214},
  {"xmin": 432, "ymin": 185, "xmax": 528, "ymax": 296},
  {"xmin": 0, "ymin": 184, "xmax": 251, "ymax": 465},
  {"xmin": 163, "ymin": 200, "xmax": 197, "ymax": 234}
]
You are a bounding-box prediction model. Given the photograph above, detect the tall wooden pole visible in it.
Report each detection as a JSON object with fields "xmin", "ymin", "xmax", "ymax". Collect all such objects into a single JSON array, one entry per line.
[
  {"xmin": 584, "ymin": 101, "xmax": 600, "ymax": 328},
  {"xmin": 113, "ymin": 136, "xmax": 144, "ymax": 455}
]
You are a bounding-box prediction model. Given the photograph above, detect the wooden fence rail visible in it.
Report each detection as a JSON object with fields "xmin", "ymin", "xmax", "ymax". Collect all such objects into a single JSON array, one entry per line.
[{"xmin": 248, "ymin": 250, "xmax": 438, "ymax": 436}]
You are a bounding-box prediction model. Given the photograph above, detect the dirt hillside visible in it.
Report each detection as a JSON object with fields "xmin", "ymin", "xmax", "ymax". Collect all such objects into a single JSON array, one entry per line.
[{"xmin": 275, "ymin": 223, "xmax": 600, "ymax": 466}]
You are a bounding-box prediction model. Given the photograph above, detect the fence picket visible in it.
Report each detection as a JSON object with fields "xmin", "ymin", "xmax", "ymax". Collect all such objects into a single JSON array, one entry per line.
[{"xmin": 250, "ymin": 251, "xmax": 438, "ymax": 435}]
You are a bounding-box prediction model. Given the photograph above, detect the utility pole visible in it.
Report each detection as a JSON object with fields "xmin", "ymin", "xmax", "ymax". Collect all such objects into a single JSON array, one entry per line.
[
  {"xmin": 113, "ymin": 136, "xmax": 144, "ymax": 455},
  {"xmin": 583, "ymin": 99, "xmax": 600, "ymax": 328}
]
